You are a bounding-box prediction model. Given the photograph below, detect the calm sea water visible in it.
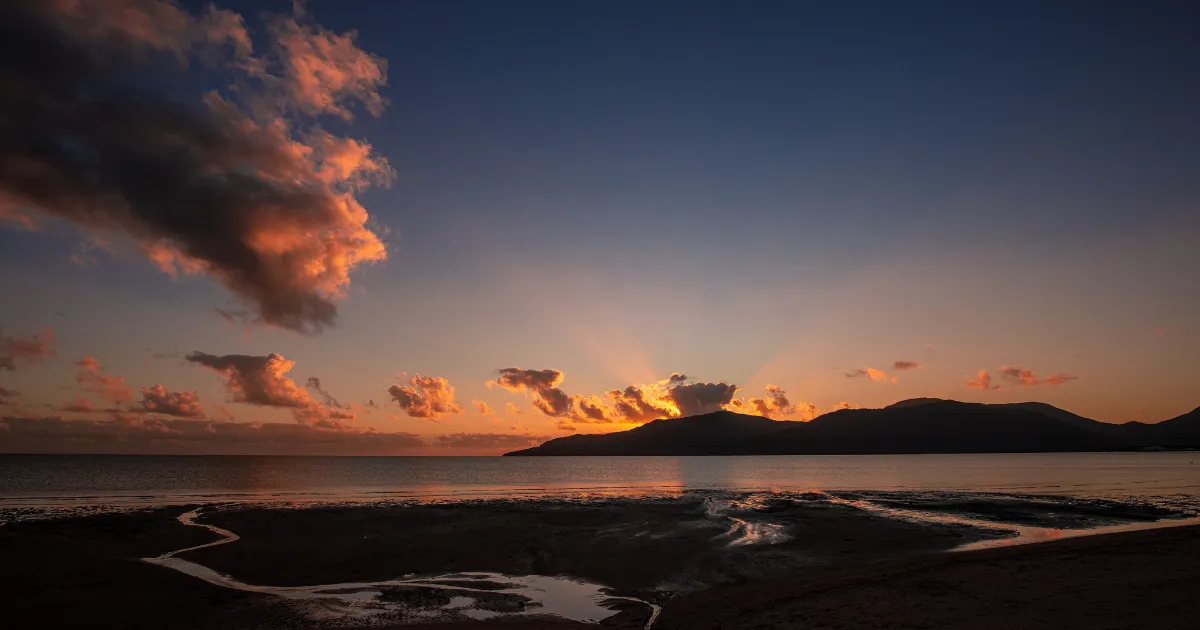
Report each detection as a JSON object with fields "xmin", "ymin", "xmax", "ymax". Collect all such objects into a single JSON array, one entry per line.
[{"xmin": 2, "ymin": 452, "xmax": 1198, "ymax": 509}]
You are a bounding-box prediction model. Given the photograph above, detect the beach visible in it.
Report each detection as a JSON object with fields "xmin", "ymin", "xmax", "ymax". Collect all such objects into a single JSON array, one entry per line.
[{"xmin": 1, "ymin": 491, "xmax": 1196, "ymax": 629}]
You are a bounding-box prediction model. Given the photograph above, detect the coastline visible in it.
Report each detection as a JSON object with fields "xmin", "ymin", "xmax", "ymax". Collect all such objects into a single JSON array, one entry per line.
[{"xmin": 1, "ymin": 492, "xmax": 1196, "ymax": 629}]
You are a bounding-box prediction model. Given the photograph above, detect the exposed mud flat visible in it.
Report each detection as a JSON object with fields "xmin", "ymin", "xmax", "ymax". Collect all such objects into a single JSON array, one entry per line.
[{"xmin": 2, "ymin": 490, "xmax": 1195, "ymax": 628}]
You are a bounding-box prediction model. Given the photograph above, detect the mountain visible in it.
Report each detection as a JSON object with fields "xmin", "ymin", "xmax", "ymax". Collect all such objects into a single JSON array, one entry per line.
[
  {"xmin": 506, "ymin": 410, "xmax": 795, "ymax": 456},
  {"xmin": 504, "ymin": 400, "xmax": 1200, "ymax": 456}
]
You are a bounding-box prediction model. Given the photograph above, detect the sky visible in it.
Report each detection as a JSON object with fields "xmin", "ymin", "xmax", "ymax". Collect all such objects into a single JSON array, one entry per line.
[{"xmin": 1, "ymin": 0, "xmax": 1198, "ymax": 455}]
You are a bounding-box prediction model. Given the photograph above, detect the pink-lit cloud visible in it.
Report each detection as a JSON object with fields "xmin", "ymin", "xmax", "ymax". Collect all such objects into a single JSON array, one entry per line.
[
  {"xmin": 999, "ymin": 366, "xmax": 1079, "ymax": 387},
  {"xmin": 845, "ymin": 367, "xmax": 896, "ymax": 383},
  {"xmin": 0, "ymin": 1, "xmax": 393, "ymax": 333},
  {"xmin": 965, "ymin": 369, "xmax": 999, "ymax": 390},
  {"xmin": 387, "ymin": 375, "xmax": 464, "ymax": 420},
  {"xmin": 75, "ymin": 356, "xmax": 133, "ymax": 404},
  {"xmin": 0, "ymin": 327, "xmax": 55, "ymax": 370},
  {"xmin": 186, "ymin": 351, "xmax": 347, "ymax": 424},
  {"xmin": 139, "ymin": 385, "xmax": 204, "ymax": 418}
]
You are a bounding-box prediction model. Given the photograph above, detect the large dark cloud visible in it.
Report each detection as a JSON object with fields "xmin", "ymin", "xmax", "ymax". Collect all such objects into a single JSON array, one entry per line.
[
  {"xmin": 0, "ymin": 0, "xmax": 391, "ymax": 333},
  {"xmin": 0, "ymin": 327, "xmax": 55, "ymax": 370},
  {"xmin": 0, "ymin": 413, "xmax": 422, "ymax": 455}
]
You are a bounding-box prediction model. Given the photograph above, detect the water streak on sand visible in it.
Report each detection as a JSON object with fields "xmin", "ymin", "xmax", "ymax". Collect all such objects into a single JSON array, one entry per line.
[
  {"xmin": 821, "ymin": 493, "xmax": 1200, "ymax": 552},
  {"xmin": 144, "ymin": 508, "xmax": 662, "ymax": 628}
]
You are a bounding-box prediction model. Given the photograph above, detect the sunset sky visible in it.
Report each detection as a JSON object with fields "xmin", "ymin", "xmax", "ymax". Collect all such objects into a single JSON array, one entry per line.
[{"xmin": 1, "ymin": 0, "xmax": 1198, "ymax": 454}]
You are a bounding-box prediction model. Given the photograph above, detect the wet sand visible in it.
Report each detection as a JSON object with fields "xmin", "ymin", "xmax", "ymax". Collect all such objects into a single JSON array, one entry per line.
[
  {"xmin": 0, "ymin": 493, "xmax": 1195, "ymax": 629},
  {"xmin": 656, "ymin": 523, "xmax": 1200, "ymax": 629}
]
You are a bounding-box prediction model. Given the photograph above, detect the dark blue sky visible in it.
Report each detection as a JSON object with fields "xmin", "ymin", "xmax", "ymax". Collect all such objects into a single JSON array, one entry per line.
[{"xmin": 3, "ymin": 0, "xmax": 1198, "ymax": 445}]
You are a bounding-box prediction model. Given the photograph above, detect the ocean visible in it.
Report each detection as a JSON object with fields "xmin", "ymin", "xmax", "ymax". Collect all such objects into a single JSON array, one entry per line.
[{"xmin": 3, "ymin": 451, "xmax": 1198, "ymax": 510}]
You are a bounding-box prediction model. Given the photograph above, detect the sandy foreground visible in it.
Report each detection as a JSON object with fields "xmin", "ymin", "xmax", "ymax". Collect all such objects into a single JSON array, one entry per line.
[{"xmin": 0, "ymin": 493, "xmax": 1196, "ymax": 629}]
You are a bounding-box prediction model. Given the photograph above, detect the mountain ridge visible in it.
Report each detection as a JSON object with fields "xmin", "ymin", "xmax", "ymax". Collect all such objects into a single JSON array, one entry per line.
[{"xmin": 503, "ymin": 400, "xmax": 1200, "ymax": 456}]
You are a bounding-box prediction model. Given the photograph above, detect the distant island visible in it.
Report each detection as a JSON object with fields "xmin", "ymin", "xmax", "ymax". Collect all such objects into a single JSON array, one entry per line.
[{"xmin": 504, "ymin": 399, "xmax": 1200, "ymax": 456}]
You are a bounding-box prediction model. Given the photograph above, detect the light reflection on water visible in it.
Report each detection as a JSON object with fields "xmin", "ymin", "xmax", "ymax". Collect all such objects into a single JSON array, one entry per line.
[{"xmin": 2, "ymin": 452, "xmax": 1199, "ymax": 510}]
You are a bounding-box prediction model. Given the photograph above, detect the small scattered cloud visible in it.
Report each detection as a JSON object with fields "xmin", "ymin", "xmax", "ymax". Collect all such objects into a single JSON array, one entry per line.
[
  {"xmin": 139, "ymin": 385, "xmax": 204, "ymax": 418},
  {"xmin": 999, "ymin": 366, "xmax": 1078, "ymax": 387},
  {"xmin": 505, "ymin": 402, "xmax": 522, "ymax": 415},
  {"xmin": 893, "ymin": 360, "xmax": 921, "ymax": 371},
  {"xmin": 473, "ymin": 400, "xmax": 494, "ymax": 415},
  {"xmin": 0, "ymin": 327, "xmax": 55, "ymax": 370},
  {"xmin": 845, "ymin": 367, "xmax": 896, "ymax": 383},
  {"xmin": 75, "ymin": 356, "xmax": 133, "ymax": 404},
  {"xmin": 387, "ymin": 375, "xmax": 463, "ymax": 420},
  {"xmin": 965, "ymin": 369, "xmax": 999, "ymax": 390}
]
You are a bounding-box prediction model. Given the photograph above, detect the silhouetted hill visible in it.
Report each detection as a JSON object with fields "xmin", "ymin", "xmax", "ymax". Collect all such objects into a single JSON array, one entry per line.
[
  {"xmin": 504, "ymin": 400, "xmax": 1200, "ymax": 456},
  {"xmin": 506, "ymin": 410, "xmax": 794, "ymax": 456}
]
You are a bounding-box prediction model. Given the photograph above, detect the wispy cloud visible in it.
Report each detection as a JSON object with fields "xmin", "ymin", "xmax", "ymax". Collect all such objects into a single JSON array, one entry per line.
[
  {"xmin": 845, "ymin": 367, "xmax": 896, "ymax": 383},
  {"xmin": 999, "ymin": 366, "xmax": 1079, "ymax": 387},
  {"xmin": 75, "ymin": 356, "xmax": 133, "ymax": 404},
  {"xmin": 965, "ymin": 369, "xmax": 999, "ymax": 390},
  {"xmin": 0, "ymin": 327, "xmax": 55, "ymax": 370}
]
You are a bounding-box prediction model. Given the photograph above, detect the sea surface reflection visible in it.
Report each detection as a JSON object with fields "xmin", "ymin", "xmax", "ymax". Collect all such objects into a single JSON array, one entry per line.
[{"xmin": 1, "ymin": 452, "xmax": 1198, "ymax": 512}]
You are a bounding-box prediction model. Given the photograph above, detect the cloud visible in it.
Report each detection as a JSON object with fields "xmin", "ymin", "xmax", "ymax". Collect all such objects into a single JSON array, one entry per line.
[
  {"xmin": 965, "ymin": 369, "xmax": 999, "ymax": 390},
  {"xmin": 0, "ymin": 1, "xmax": 392, "ymax": 333},
  {"xmin": 60, "ymin": 397, "xmax": 95, "ymax": 413},
  {"xmin": 386, "ymin": 375, "xmax": 463, "ymax": 420},
  {"xmin": 256, "ymin": 9, "xmax": 388, "ymax": 120},
  {"xmin": 727, "ymin": 384, "xmax": 799, "ymax": 418},
  {"xmin": 491, "ymin": 369, "xmax": 747, "ymax": 427},
  {"xmin": 607, "ymin": 384, "xmax": 676, "ymax": 423},
  {"xmin": 893, "ymin": 360, "xmax": 921, "ymax": 371},
  {"xmin": 75, "ymin": 356, "xmax": 133, "ymax": 404},
  {"xmin": 186, "ymin": 352, "xmax": 311, "ymax": 407},
  {"xmin": 473, "ymin": 400, "xmax": 494, "ymax": 415},
  {"xmin": 845, "ymin": 367, "xmax": 896, "ymax": 383},
  {"xmin": 0, "ymin": 414, "xmax": 423, "ymax": 455},
  {"xmin": 305, "ymin": 376, "xmax": 344, "ymax": 408},
  {"xmin": 185, "ymin": 350, "xmax": 348, "ymax": 423},
  {"xmin": 0, "ymin": 386, "xmax": 19, "ymax": 406},
  {"xmin": 667, "ymin": 381, "xmax": 740, "ymax": 416},
  {"xmin": 432, "ymin": 433, "xmax": 550, "ymax": 449},
  {"xmin": 505, "ymin": 402, "xmax": 523, "ymax": 415},
  {"xmin": 0, "ymin": 327, "xmax": 55, "ymax": 370},
  {"xmin": 999, "ymin": 366, "xmax": 1079, "ymax": 387},
  {"xmin": 489, "ymin": 368, "xmax": 574, "ymax": 418},
  {"xmin": 139, "ymin": 385, "xmax": 204, "ymax": 418}
]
